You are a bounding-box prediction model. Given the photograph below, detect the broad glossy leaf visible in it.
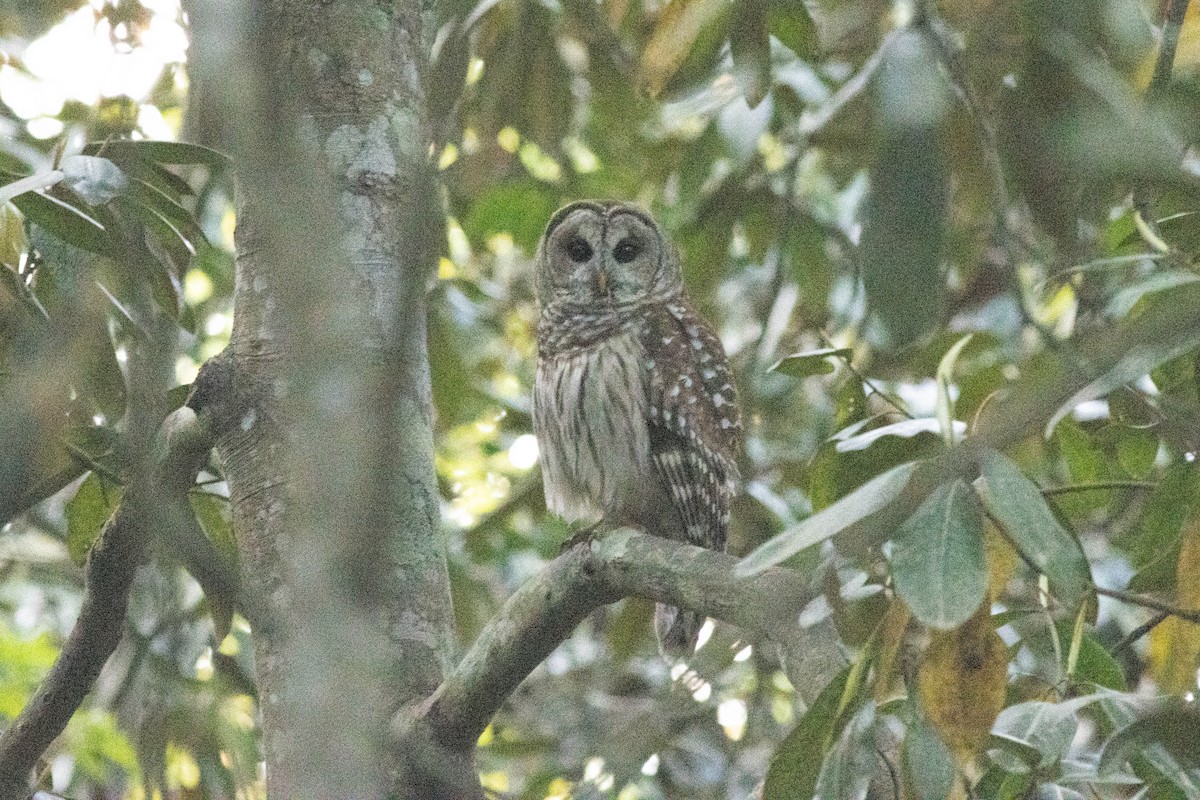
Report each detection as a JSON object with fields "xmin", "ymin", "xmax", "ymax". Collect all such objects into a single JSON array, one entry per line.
[
  {"xmin": 66, "ymin": 473, "xmax": 123, "ymax": 565},
  {"xmin": 11, "ymin": 189, "xmax": 120, "ymax": 259},
  {"xmin": 918, "ymin": 605, "xmax": 1007, "ymax": 760},
  {"xmin": 637, "ymin": 0, "xmax": 728, "ymax": 98},
  {"xmin": 1100, "ymin": 702, "xmax": 1200, "ymax": 775},
  {"xmin": 1046, "ymin": 287, "xmax": 1200, "ymax": 435},
  {"xmin": 763, "ymin": 664, "xmax": 852, "ymax": 800},
  {"xmin": 83, "ymin": 139, "xmax": 231, "ymax": 168},
  {"xmin": 1056, "ymin": 621, "xmax": 1125, "ymax": 690},
  {"xmin": 736, "ymin": 460, "xmax": 919, "ymax": 576},
  {"xmin": 130, "ymin": 177, "xmax": 208, "ymax": 254},
  {"xmin": 992, "ymin": 697, "xmax": 1101, "ymax": 769},
  {"xmin": 769, "ymin": 0, "xmax": 818, "ymax": 59},
  {"xmin": 729, "ymin": 0, "xmax": 771, "ymax": 108},
  {"xmin": 860, "ymin": 30, "xmax": 950, "ymax": 350},
  {"xmin": 1121, "ymin": 462, "xmax": 1200, "ymax": 587},
  {"xmin": 189, "ymin": 491, "xmax": 237, "ymax": 641},
  {"xmin": 905, "ymin": 713, "xmax": 958, "ymax": 800},
  {"xmin": 1097, "ymin": 692, "xmax": 1200, "ymax": 795},
  {"xmin": 977, "ymin": 449, "xmax": 1091, "ymax": 609},
  {"xmin": 770, "ymin": 347, "xmax": 851, "ymax": 378},
  {"xmin": 814, "ymin": 701, "xmax": 876, "ymax": 800},
  {"xmin": 892, "ymin": 479, "xmax": 987, "ymax": 629}
]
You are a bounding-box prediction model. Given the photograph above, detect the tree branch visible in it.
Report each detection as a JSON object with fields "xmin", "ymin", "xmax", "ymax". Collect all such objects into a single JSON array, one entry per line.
[
  {"xmin": 414, "ymin": 530, "xmax": 817, "ymax": 759},
  {"xmin": 0, "ymin": 403, "xmax": 217, "ymax": 799},
  {"xmin": 1096, "ymin": 586, "xmax": 1200, "ymax": 626}
]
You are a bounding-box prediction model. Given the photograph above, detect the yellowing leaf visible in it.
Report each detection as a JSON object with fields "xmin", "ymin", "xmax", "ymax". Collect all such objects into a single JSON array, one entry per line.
[
  {"xmin": 1149, "ymin": 507, "xmax": 1200, "ymax": 693},
  {"xmin": 637, "ymin": 0, "xmax": 728, "ymax": 98},
  {"xmin": 874, "ymin": 599, "xmax": 911, "ymax": 704},
  {"xmin": 917, "ymin": 605, "xmax": 1007, "ymax": 763},
  {"xmin": 983, "ymin": 519, "xmax": 1018, "ymax": 602}
]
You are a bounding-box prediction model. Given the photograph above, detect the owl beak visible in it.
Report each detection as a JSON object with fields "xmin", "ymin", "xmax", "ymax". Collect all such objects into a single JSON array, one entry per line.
[{"xmin": 594, "ymin": 267, "xmax": 610, "ymax": 298}]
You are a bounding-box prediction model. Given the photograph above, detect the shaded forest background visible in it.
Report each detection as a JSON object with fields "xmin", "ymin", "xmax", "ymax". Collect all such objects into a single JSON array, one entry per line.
[{"xmin": 2, "ymin": 0, "xmax": 1200, "ymax": 798}]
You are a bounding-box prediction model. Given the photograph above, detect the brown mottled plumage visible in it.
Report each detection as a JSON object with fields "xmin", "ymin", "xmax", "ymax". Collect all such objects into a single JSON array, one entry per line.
[{"xmin": 532, "ymin": 200, "xmax": 741, "ymax": 657}]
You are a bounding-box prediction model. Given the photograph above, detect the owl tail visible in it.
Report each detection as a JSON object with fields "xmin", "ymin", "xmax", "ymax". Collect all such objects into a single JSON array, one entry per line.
[{"xmin": 654, "ymin": 603, "xmax": 704, "ymax": 659}]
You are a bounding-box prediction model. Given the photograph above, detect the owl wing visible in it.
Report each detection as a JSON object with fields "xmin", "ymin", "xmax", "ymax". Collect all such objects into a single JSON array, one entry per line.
[{"xmin": 639, "ymin": 300, "xmax": 741, "ymax": 552}]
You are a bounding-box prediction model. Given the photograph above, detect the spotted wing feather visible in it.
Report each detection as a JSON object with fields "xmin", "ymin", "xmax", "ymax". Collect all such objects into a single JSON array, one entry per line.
[{"xmin": 639, "ymin": 300, "xmax": 741, "ymax": 553}]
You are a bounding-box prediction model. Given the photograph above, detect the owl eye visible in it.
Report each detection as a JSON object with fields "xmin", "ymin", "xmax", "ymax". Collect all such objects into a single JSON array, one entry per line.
[
  {"xmin": 613, "ymin": 239, "xmax": 641, "ymax": 264},
  {"xmin": 565, "ymin": 237, "xmax": 594, "ymax": 263}
]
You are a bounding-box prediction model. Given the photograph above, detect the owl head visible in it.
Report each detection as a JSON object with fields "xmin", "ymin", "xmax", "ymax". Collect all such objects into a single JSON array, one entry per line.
[{"xmin": 535, "ymin": 201, "xmax": 682, "ymax": 307}]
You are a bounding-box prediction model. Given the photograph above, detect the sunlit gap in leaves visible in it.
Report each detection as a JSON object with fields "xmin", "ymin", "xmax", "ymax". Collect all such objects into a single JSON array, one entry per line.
[{"xmin": 0, "ymin": 0, "xmax": 187, "ymax": 140}]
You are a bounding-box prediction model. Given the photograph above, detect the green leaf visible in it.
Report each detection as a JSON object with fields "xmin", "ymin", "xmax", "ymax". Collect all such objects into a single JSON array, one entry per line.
[
  {"xmin": 763, "ymin": 665, "xmax": 852, "ymax": 800},
  {"xmin": 736, "ymin": 460, "xmax": 919, "ymax": 576},
  {"xmin": 860, "ymin": 30, "xmax": 950, "ymax": 350},
  {"xmin": 189, "ymin": 491, "xmax": 237, "ymax": 641},
  {"xmin": 814, "ymin": 701, "xmax": 876, "ymax": 800},
  {"xmin": 991, "ymin": 699, "xmax": 1087, "ymax": 769},
  {"xmin": 891, "ymin": 479, "xmax": 987, "ymax": 629},
  {"xmin": 11, "ymin": 189, "xmax": 120, "ymax": 259},
  {"xmin": 1045, "ymin": 321, "xmax": 1200, "ymax": 437},
  {"xmin": 729, "ymin": 0, "xmax": 771, "ymax": 108},
  {"xmin": 66, "ymin": 473, "xmax": 123, "ymax": 565},
  {"xmin": 1113, "ymin": 426, "xmax": 1159, "ymax": 479},
  {"xmin": 1056, "ymin": 620, "xmax": 1125, "ymax": 690},
  {"xmin": 905, "ymin": 713, "xmax": 957, "ymax": 800},
  {"xmin": 770, "ymin": 347, "xmax": 851, "ymax": 378},
  {"xmin": 83, "ymin": 139, "xmax": 231, "ymax": 168},
  {"xmin": 129, "ymin": 177, "xmax": 209, "ymax": 254},
  {"xmin": 1100, "ymin": 702, "xmax": 1200, "ymax": 776},
  {"xmin": 977, "ymin": 449, "xmax": 1091, "ymax": 610},
  {"xmin": 936, "ymin": 334, "xmax": 973, "ymax": 445},
  {"xmin": 769, "ymin": 0, "xmax": 818, "ymax": 59}
]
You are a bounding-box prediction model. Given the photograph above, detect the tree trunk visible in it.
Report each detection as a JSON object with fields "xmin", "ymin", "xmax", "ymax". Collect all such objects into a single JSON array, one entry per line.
[{"xmin": 187, "ymin": 1, "xmax": 455, "ymax": 797}]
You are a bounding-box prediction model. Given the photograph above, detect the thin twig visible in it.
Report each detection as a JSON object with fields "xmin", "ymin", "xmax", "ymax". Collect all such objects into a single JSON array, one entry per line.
[
  {"xmin": 1111, "ymin": 610, "xmax": 1171, "ymax": 656},
  {"xmin": 1041, "ymin": 480, "xmax": 1156, "ymax": 496},
  {"xmin": 65, "ymin": 441, "xmax": 125, "ymax": 486},
  {"xmin": 1149, "ymin": 0, "xmax": 1192, "ymax": 98},
  {"xmin": 1096, "ymin": 586, "xmax": 1200, "ymax": 625},
  {"xmin": 1133, "ymin": 0, "xmax": 1192, "ymax": 250},
  {"xmin": 798, "ymin": 30, "xmax": 898, "ymax": 137},
  {"xmin": 820, "ymin": 330, "xmax": 914, "ymax": 419},
  {"xmin": 876, "ymin": 745, "xmax": 901, "ymax": 800}
]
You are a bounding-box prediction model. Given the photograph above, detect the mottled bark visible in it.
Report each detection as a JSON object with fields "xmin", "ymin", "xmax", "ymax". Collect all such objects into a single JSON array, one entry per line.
[{"xmin": 187, "ymin": 1, "xmax": 454, "ymax": 797}]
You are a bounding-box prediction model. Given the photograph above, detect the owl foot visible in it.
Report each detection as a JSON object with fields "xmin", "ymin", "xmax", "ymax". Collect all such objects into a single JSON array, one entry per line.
[{"xmin": 560, "ymin": 521, "xmax": 607, "ymax": 553}]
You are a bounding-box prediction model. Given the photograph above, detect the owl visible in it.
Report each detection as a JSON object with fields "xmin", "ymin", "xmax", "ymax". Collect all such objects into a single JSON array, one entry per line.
[{"xmin": 532, "ymin": 200, "xmax": 742, "ymax": 657}]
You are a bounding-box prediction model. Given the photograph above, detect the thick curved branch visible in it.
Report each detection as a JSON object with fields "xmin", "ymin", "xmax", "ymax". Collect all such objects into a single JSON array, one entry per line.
[
  {"xmin": 0, "ymin": 406, "xmax": 216, "ymax": 799},
  {"xmin": 417, "ymin": 529, "xmax": 817, "ymax": 755}
]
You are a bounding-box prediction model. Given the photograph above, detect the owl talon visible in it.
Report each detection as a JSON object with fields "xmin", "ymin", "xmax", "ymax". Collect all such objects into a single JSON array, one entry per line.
[{"xmin": 560, "ymin": 522, "xmax": 604, "ymax": 553}]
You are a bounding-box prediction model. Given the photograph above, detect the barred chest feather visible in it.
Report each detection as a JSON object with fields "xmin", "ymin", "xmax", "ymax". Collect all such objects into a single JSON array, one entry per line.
[{"xmin": 533, "ymin": 329, "xmax": 655, "ymax": 524}]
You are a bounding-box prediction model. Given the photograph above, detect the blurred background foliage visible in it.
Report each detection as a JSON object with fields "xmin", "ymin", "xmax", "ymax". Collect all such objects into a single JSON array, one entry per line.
[{"xmin": 1, "ymin": 0, "xmax": 1200, "ymax": 798}]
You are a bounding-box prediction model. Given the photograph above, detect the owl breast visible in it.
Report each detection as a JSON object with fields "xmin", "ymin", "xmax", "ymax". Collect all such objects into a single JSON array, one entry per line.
[{"xmin": 533, "ymin": 330, "xmax": 656, "ymax": 525}]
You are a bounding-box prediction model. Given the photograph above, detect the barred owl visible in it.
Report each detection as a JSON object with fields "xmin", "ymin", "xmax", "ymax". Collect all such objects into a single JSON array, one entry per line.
[{"xmin": 533, "ymin": 200, "xmax": 742, "ymax": 657}]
